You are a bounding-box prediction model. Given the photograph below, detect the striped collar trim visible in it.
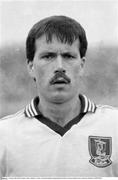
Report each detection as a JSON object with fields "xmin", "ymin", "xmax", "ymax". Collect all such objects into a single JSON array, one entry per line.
[{"xmin": 24, "ymin": 94, "xmax": 96, "ymax": 118}]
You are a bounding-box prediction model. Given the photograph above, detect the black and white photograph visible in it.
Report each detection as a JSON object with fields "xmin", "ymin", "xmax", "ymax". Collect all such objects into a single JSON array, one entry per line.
[{"xmin": 0, "ymin": 0, "xmax": 118, "ymax": 178}]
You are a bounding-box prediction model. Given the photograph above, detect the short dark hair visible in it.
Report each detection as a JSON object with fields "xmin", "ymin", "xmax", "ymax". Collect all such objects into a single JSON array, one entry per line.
[{"xmin": 26, "ymin": 15, "xmax": 88, "ymax": 62}]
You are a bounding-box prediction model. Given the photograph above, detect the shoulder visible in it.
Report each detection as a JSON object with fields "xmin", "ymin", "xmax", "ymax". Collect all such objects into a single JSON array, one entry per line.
[
  {"xmin": 95, "ymin": 104, "xmax": 118, "ymax": 122},
  {"xmin": 96, "ymin": 104, "xmax": 118, "ymax": 113},
  {"xmin": 0, "ymin": 109, "xmax": 26, "ymax": 132}
]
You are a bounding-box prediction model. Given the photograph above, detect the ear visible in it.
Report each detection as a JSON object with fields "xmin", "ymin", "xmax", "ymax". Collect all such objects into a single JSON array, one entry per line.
[
  {"xmin": 27, "ymin": 60, "xmax": 35, "ymax": 79},
  {"xmin": 80, "ymin": 57, "xmax": 86, "ymax": 76},
  {"xmin": 81, "ymin": 57, "xmax": 86, "ymax": 68}
]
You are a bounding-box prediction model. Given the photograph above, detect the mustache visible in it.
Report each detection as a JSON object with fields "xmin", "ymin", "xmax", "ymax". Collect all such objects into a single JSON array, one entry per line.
[{"xmin": 50, "ymin": 71, "xmax": 71, "ymax": 85}]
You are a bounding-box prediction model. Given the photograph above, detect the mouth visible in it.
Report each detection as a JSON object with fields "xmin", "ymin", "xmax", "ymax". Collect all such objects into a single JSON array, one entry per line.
[{"xmin": 51, "ymin": 77, "xmax": 70, "ymax": 85}]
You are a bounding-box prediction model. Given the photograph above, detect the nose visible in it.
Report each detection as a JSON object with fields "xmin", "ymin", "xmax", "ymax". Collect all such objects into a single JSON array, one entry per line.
[
  {"xmin": 54, "ymin": 55, "xmax": 66, "ymax": 74},
  {"xmin": 54, "ymin": 68, "xmax": 66, "ymax": 74}
]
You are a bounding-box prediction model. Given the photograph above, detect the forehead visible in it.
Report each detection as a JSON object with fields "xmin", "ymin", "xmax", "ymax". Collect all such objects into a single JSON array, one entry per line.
[{"xmin": 35, "ymin": 35, "xmax": 80, "ymax": 53}]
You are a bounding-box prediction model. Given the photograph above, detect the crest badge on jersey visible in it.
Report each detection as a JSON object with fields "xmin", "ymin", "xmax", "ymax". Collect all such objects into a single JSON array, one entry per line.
[{"xmin": 88, "ymin": 136, "xmax": 112, "ymax": 168}]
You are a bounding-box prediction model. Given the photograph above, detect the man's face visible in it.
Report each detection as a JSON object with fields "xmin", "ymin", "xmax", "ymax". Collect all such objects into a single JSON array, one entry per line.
[{"xmin": 28, "ymin": 35, "xmax": 85, "ymax": 103}]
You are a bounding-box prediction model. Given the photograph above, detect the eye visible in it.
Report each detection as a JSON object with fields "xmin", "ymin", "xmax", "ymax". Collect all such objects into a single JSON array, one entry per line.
[
  {"xmin": 41, "ymin": 53, "xmax": 56, "ymax": 60},
  {"xmin": 62, "ymin": 53, "xmax": 75, "ymax": 60}
]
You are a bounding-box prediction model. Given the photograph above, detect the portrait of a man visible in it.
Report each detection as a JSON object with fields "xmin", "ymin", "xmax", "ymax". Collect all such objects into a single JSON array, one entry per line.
[{"xmin": 0, "ymin": 1, "xmax": 118, "ymax": 178}]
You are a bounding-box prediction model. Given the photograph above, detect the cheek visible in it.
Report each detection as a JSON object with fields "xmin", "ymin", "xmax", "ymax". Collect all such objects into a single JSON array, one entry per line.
[
  {"xmin": 72, "ymin": 64, "xmax": 82, "ymax": 79},
  {"xmin": 34, "ymin": 65, "xmax": 53, "ymax": 86},
  {"xmin": 34, "ymin": 66, "xmax": 46, "ymax": 83}
]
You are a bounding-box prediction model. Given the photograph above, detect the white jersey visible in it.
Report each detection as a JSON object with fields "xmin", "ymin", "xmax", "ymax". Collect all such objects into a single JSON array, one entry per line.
[{"xmin": 0, "ymin": 94, "xmax": 118, "ymax": 178}]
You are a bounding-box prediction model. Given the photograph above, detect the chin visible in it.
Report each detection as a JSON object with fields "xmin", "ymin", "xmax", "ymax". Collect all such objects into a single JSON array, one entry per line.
[
  {"xmin": 51, "ymin": 97, "xmax": 68, "ymax": 104},
  {"xmin": 49, "ymin": 92, "xmax": 73, "ymax": 104}
]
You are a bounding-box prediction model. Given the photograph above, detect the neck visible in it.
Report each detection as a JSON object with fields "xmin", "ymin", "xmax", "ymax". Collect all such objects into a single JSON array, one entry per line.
[{"xmin": 38, "ymin": 95, "xmax": 81, "ymax": 127}]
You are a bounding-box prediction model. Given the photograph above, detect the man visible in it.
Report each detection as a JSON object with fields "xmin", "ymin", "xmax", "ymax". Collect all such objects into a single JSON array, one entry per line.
[{"xmin": 0, "ymin": 15, "xmax": 118, "ymax": 178}]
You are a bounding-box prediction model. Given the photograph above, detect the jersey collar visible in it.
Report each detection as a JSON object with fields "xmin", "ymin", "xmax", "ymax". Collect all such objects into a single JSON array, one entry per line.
[{"xmin": 24, "ymin": 94, "xmax": 96, "ymax": 118}]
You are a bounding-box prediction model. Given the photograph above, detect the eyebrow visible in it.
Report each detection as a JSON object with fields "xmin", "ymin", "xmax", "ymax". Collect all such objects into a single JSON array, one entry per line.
[
  {"xmin": 39, "ymin": 51, "xmax": 56, "ymax": 56},
  {"xmin": 61, "ymin": 52, "xmax": 77, "ymax": 56},
  {"xmin": 39, "ymin": 52, "xmax": 57, "ymax": 58},
  {"xmin": 39, "ymin": 51, "xmax": 77, "ymax": 57}
]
